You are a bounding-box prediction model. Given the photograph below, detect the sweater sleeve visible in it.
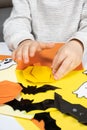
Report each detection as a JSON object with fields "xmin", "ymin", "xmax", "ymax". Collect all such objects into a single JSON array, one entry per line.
[
  {"xmin": 3, "ymin": 0, "xmax": 34, "ymax": 50},
  {"xmin": 68, "ymin": 1, "xmax": 87, "ymax": 55}
]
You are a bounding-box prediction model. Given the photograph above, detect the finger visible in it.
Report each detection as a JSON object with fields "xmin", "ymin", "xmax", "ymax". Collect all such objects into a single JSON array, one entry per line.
[
  {"xmin": 12, "ymin": 48, "xmax": 23, "ymax": 62},
  {"xmin": 53, "ymin": 57, "xmax": 73, "ymax": 80},
  {"xmin": 40, "ymin": 42, "xmax": 55, "ymax": 49},
  {"xmin": 12, "ymin": 50, "xmax": 16, "ymax": 61},
  {"xmin": 29, "ymin": 44, "xmax": 38, "ymax": 57},
  {"xmin": 22, "ymin": 45, "xmax": 30, "ymax": 63},
  {"xmin": 52, "ymin": 52, "xmax": 67, "ymax": 74}
]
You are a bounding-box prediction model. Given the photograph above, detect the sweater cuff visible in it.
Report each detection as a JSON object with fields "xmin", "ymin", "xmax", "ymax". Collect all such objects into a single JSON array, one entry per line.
[
  {"xmin": 67, "ymin": 32, "xmax": 87, "ymax": 53},
  {"xmin": 6, "ymin": 32, "xmax": 34, "ymax": 50},
  {"xmin": 67, "ymin": 32, "xmax": 87, "ymax": 69}
]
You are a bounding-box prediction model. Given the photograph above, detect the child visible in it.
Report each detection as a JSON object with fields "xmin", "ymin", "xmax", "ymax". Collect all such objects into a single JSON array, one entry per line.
[{"xmin": 3, "ymin": 0, "xmax": 87, "ymax": 80}]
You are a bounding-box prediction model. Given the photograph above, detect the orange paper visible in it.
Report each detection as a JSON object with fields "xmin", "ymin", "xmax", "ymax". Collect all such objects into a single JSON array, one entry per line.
[
  {"xmin": 16, "ymin": 43, "xmax": 82, "ymax": 70},
  {"xmin": 0, "ymin": 80, "xmax": 22, "ymax": 104}
]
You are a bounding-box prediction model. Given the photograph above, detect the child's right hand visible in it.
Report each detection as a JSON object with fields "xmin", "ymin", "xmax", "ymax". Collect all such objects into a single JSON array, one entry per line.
[{"xmin": 12, "ymin": 39, "xmax": 55, "ymax": 63}]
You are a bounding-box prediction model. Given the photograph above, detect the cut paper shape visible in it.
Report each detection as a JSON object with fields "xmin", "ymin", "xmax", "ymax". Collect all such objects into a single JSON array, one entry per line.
[
  {"xmin": 0, "ymin": 55, "xmax": 11, "ymax": 60},
  {"xmin": 34, "ymin": 112, "xmax": 61, "ymax": 130},
  {"xmin": 0, "ymin": 58, "xmax": 16, "ymax": 70},
  {"xmin": 23, "ymin": 66, "xmax": 55, "ymax": 83},
  {"xmin": 54, "ymin": 93, "xmax": 87, "ymax": 124},
  {"xmin": 0, "ymin": 44, "xmax": 86, "ymax": 130},
  {"xmin": 83, "ymin": 70, "xmax": 87, "ymax": 75},
  {"xmin": 32, "ymin": 119, "xmax": 45, "ymax": 130},
  {"xmin": 22, "ymin": 84, "xmax": 58, "ymax": 95},
  {"xmin": 0, "ymin": 80, "xmax": 22, "ymax": 104},
  {"xmin": 73, "ymin": 82, "xmax": 87, "ymax": 98},
  {"xmin": 0, "ymin": 63, "xmax": 17, "ymax": 82},
  {"xmin": 0, "ymin": 104, "xmax": 35, "ymax": 119}
]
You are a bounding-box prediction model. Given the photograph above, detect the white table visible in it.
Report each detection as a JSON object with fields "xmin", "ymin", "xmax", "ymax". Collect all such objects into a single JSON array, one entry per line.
[{"xmin": 0, "ymin": 42, "xmax": 11, "ymax": 55}]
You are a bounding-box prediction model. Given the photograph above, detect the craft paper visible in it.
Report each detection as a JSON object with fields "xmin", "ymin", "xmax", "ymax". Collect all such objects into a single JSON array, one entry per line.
[{"xmin": 0, "ymin": 44, "xmax": 87, "ymax": 130}]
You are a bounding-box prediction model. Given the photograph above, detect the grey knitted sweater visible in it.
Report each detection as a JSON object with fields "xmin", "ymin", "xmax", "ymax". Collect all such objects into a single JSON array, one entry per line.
[{"xmin": 3, "ymin": 0, "xmax": 87, "ymax": 53}]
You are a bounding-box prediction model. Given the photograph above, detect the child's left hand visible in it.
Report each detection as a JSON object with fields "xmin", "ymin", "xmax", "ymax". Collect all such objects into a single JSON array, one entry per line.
[{"xmin": 52, "ymin": 40, "xmax": 84, "ymax": 80}]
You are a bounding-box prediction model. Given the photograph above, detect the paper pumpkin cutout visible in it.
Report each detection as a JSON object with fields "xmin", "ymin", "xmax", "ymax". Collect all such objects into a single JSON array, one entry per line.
[{"xmin": 21, "ymin": 66, "xmax": 55, "ymax": 83}]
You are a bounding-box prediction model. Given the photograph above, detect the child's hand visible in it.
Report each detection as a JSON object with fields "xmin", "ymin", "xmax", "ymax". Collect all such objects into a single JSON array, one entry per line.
[
  {"xmin": 12, "ymin": 39, "xmax": 54, "ymax": 63},
  {"xmin": 52, "ymin": 40, "xmax": 84, "ymax": 80}
]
